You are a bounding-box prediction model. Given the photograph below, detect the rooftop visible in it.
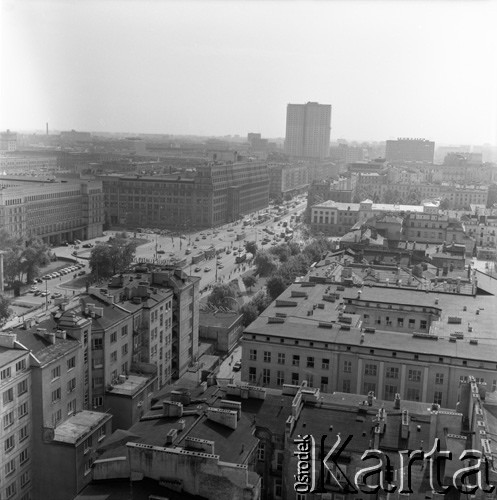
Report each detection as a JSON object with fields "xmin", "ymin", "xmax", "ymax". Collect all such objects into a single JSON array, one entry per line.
[
  {"xmin": 106, "ymin": 374, "xmax": 154, "ymax": 397},
  {"xmin": 199, "ymin": 310, "xmax": 242, "ymax": 329},
  {"xmin": 54, "ymin": 410, "xmax": 111, "ymax": 445},
  {"xmin": 244, "ymin": 281, "xmax": 497, "ymax": 362}
]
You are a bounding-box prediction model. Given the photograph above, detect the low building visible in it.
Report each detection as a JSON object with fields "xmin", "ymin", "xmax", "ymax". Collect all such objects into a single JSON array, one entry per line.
[
  {"xmin": 199, "ymin": 310, "xmax": 244, "ymax": 353},
  {"xmin": 241, "ymin": 279, "xmax": 496, "ymax": 408}
]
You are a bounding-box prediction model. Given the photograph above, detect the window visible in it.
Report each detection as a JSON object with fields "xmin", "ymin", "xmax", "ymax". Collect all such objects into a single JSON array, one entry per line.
[
  {"xmin": 434, "ymin": 391, "xmax": 443, "ymax": 405},
  {"xmin": 66, "ymin": 377, "xmax": 77, "ymax": 393},
  {"xmin": 51, "ymin": 388, "xmax": 61, "ymax": 403},
  {"xmin": 386, "ymin": 367, "xmax": 399, "ymax": 379},
  {"xmin": 67, "ymin": 399, "xmax": 76, "ymax": 415},
  {"xmin": 4, "ymin": 435, "xmax": 15, "ymax": 453},
  {"xmin": 307, "ymin": 357, "xmax": 314, "ymax": 368},
  {"xmin": 17, "ymin": 379, "xmax": 28, "ymax": 396},
  {"xmin": 342, "ymin": 379, "xmax": 351, "ymax": 393},
  {"xmin": 1, "ymin": 367, "xmax": 12, "ymax": 380},
  {"xmin": 20, "ymin": 470, "xmax": 30, "ymax": 488},
  {"xmin": 111, "ymin": 351, "xmax": 117, "ymax": 363},
  {"xmin": 121, "ymin": 325, "xmax": 128, "ymax": 337},
  {"xmin": 407, "ymin": 388, "xmax": 420, "ymax": 401},
  {"xmin": 408, "ymin": 319, "xmax": 415, "ymax": 329},
  {"xmin": 5, "ymin": 458, "xmax": 15, "ymax": 476},
  {"xmin": 397, "ymin": 318, "xmax": 404, "ymax": 327},
  {"xmin": 277, "ymin": 352, "xmax": 285, "ymax": 365},
  {"xmin": 291, "ymin": 373, "xmax": 299, "ymax": 385},
  {"xmin": 275, "ymin": 478, "xmax": 283, "ymax": 498},
  {"xmin": 5, "ymin": 482, "xmax": 16, "ymax": 498},
  {"xmin": 249, "ymin": 349, "xmax": 257, "ymax": 361},
  {"xmin": 364, "ymin": 382, "xmax": 376, "ymax": 394},
  {"xmin": 121, "ymin": 362, "xmax": 128, "ymax": 374},
  {"xmin": 19, "ymin": 425, "xmax": 29, "ymax": 442},
  {"xmin": 93, "ymin": 396, "xmax": 103, "ymax": 407},
  {"xmin": 364, "ymin": 364, "xmax": 377, "ymax": 377},
  {"xmin": 51, "ymin": 365, "xmax": 61, "ymax": 381},
  {"xmin": 110, "ymin": 331, "xmax": 117, "ymax": 343},
  {"xmin": 263, "ymin": 351, "xmax": 271, "ymax": 363},
  {"xmin": 3, "ymin": 410, "xmax": 14, "ymax": 429},
  {"xmin": 420, "ymin": 320, "xmax": 427, "ymax": 330},
  {"xmin": 83, "ymin": 436, "xmax": 93, "ymax": 454},
  {"xmin": 16, "ymin": 359, "xmax": 26, "ymax": 372},
  {"xmin": 292, "ymin": 355, "xmax": 300, "ymax": 366},
  {"xmin": 18, "ymin": 402, "xmax": 28, "ymax": 419},
  {"xmin": 257, "ymin": 442, "xmax": 265, "ymax": 461},
  {"xmin": 97, "ymin": 425, "xmax": 106, "ymax": 441},
  {"xmin": 384, "ymin": 384, "xmax": 397, "ymax": 400},
  {"xmin": 3, "ymin": 388, "xmax": 14, "ymax": 405},
  {"xmin": 262, "ymin": 368, "xmax": 270, "ymax": 385},
  {"xmin": 344, "ymin": 360, "xmax": 352, "ymax": 373},
  {"xmin": 92, "ymin": 338, "xmax": 103, "ymax": 350},
  {"xmin": 322, "ymin": 358, "xmax": 330, "ymax": 370},
  {"xmin": 276, "ymin": 371, "xmax": 284, "ymax": 386},
  {"xmin": 52, "ymin": 409, "xmax": 62, "ymax": 427},
  {"xmin": 19, "ymin": 447, "xmax": 28, "ymax": 464},
  {"xmin": 435, "ymin": 373, "xmax": 444, "ymax": 385},
  {"xmin": 408, "ymin": 369, "xmax": 421, "ymax": 382},
  {"xmin": 122, "ymin": 343, "xmax": 128, "ymax": 356},
  {"xmin": 67, "ymin": 356, "xmax": 76, "ymax": 370},
  {"xmin": 248, "ymin": 367, "xmax": 256, "ymax": 383}
]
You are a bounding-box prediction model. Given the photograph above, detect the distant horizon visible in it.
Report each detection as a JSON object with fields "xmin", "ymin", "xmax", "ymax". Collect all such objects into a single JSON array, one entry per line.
[{"xmin": 8, "ymin": 128, "xmax": 497, "ymax": 149}]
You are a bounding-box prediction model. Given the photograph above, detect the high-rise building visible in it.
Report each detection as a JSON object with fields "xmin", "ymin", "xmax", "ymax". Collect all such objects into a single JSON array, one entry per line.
[
  {"xmin": 385, "ymin": 138, "xmax": 435, "ymax": 163},
  {"xmin": 284, "ymin": 102, "xmax": 331, "ymax": 159}
]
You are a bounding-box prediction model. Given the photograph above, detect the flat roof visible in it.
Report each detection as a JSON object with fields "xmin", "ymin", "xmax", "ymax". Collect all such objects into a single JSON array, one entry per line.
[
  {"xmin": 54, "ymin": 410, "xmax": 111, "ymax": 445},
  {"xmin": 106, "ymin": 374, "xmax": 153, "ymax": 397},
  {"xmin": 244, "ymin": 281, "xmax": 497, "ymax": 362}
]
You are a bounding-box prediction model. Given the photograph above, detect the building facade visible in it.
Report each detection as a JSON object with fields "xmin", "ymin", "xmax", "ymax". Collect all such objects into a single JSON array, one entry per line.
[
  {"xmin": 267, "ymin": 163, "xmax": 309, "ymax": 199},
  {"xmin": 284, "ymin": 102, "xmax": 331, "ymax": 159},
  {"xmin": 0, "ymin": 177, "xmax": 104, "ymax": 243},
  {"xmin": 385, "ymin": 138, "xmax": 435, "ymax": 163},
  {"xmin": 101, "ymin": 160, "xmax": 269, "ymax": 229}
]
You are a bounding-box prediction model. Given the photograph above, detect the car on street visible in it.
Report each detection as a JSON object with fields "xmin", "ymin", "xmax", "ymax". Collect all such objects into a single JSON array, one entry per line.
[
  {"xmin": 157, "ymin": 250, "xmax": 165, "ymax": 254},
  {"xmin": 226, "ymin": 249, "xmax": 231, "ymax": 254},
  {"xmin": 185, "ymin": 249, "xmax": 191, "ymax": 255},
  {"xmin": 41, "ymin": 291, "xmax": 49, "ymax": 297},
  {"xmin": 195, "ymin": 237, "xmax": 200, "ymax": 241},
  {"xmin": 217, "ymin": 264, "xmax": 224, "ymax": 269},
  {"xmin": 194, "ymin": 267, "xmax": 201, "ymax": 272},
  {"xmin": 204, "ymin": 267, "xmax": 211, "ymax": 272},
  {"xmin": 233, "ymin": 360, "xmax": 241, "ymax": 372},
  {"xmin": 77, "ymin": 270, "xmax": 86, "ymax": 276},
  {"xmin": 34, "ymin": 278, "xmax": 43, "ymax": 284},
  {"xmin": 29, "ymin": 287, "xmax": 37, "ymax": 293},
  {"xmin": 51, "ymin": 292, "xmax": 62, "ymax": 299},
  {"xmin": 34, "ymin": 290, "xmax": 42, "ymax": 296}
]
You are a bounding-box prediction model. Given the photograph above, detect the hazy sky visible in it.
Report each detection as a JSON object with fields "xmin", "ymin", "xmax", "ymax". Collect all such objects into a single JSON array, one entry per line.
[{"xmin": 1, "ymin": 0, "xmax": 496, "ymax": 144}]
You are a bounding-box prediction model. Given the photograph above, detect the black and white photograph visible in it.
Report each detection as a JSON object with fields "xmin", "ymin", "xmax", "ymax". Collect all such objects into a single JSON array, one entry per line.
[{"xmin": 1, "ymin": 0, "xmax": 497, "ymax": 499}]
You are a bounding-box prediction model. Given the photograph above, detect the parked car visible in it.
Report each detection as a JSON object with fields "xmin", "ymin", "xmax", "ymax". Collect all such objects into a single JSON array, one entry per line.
[
  {"xmin": 41, "ymin": 291, "xmax": 49, "ymax": 297},
  {"xmin": 34, "ymin": 290, "xmax": 42, "ymax": 296},
  {"xmin": 204, "ymin": 267, "xmax": 211, "ymax": 272},
  {"xmin": 194, "ymin": 267, "xmax": 201, "ymax": 272},
  {"xmin": 82, "ymin": 243, "xmax": 93, "ymax": 248},
  {"xmin": 77, "ymin": 270, "xmax": 86, "ymax": 276},
  {"xmin": 51, "ymin": 292, "xmax": 62, "ymax": 299},
  {"xmin": 157, "ymin": 250, "xmax": 165, "ymax": 254}
]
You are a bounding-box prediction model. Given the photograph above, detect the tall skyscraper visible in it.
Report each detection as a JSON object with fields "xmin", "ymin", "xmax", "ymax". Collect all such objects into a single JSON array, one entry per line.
[{"xmin": 284, "ymin": 102, "xmax": 331, "ymax": 159}]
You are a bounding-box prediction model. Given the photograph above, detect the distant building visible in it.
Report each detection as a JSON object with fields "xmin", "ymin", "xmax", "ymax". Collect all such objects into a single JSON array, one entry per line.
[
  {"xmin": 285, "ymin": 102, "xmax": 331, "ymax": 159},
  {"xmin": 267, "ymin": 163, "xmax": 308, "ymax": 198},
  {"xmin": 0, "ymin": 130, "xmax": 17, "ymax": 151},
  {"xmin": 329, "ymin": 142, "xmax": 365, "ymax": 163},
  {"xmin": 0, "ymin": 177, "xmax": 104, "ymax": 243},
  {"xmin": 385, "ymin": 138, "xmax": 435, "ymax": 163},
  {"xmin": 101, "ymin": 161, "xmax": 269, "ymax": 229}
]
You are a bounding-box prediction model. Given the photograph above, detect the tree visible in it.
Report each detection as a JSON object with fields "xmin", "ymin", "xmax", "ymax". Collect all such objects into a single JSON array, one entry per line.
[
  {"xmin": 21, "ymin": 238, "xmax": 51, "ymax": 284},
  {"xmin": 90, "ymin": 240, "xmax": 137, "ymax": 278},
  {"xmin": 412, "ymin": 264, "xmax": 424, "ymax": 278},
  {"xmin": 207, "ymin": 283, "xmax": 238, "ymax": 309},
  {"xmin": 240, "ymin": 303, "xmax": 258, "ymax": 327},
  {"xmin": 250, "ymin": 290, "xmax": 271, "ymax": 314},
  {"xmin": 284, "ymin": 193, "xmax": 293, "ymax": 202},
  {"xmin": 254, "ymin": 251, "xmax": 277, "ymax": 277},
  {"xmin": 0, "ymin": 295, "xmax": 12, "ymax": 323},
  {"xmin": 242, "ymin": 275, "xmax": 257, "ymax": 292},
  {"xmin": 439, "ymin": 198, "xmax": 450, "ymax": 211},
  {"xmin": 269, "ymin": 243, "xmax": 291, "ymax": 263},
  {"xmin": 245, "ymin": 241, "xmax": 258, "ymax": 256},
  {"xmin": 266, "ymin": 275, "xmax": 287, "ymax": 300}
]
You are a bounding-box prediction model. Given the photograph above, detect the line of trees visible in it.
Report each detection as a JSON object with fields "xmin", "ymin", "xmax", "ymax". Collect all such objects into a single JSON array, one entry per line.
[{"xmin": 89, "ymin": 234, "xmax": 138, "ymax": 279}]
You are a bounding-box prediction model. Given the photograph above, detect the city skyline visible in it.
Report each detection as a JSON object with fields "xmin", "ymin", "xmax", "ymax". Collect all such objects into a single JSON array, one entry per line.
[{"xmin": 1, "ymin": 1, "xmax": 497, "ymax": 145}]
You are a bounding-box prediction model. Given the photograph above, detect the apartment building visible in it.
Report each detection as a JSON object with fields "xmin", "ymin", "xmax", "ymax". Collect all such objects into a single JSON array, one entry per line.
[
  {"xmin": 241, "ymin": 280, "xmax": 497, "ymax": 409},
  {"xmin": 285, "ymin": 102, "xmax": 332, "ymax": 159},
  {"xmin": 0, "ymin": 335, "xmax": 31, "ymax": 500},
  {"xmin": 0, "ymin": 177, "xmax": 104, "ymax": 243},
  {"xmin": 385, "ymin": 138, "xmax": 435, "ymax": 163},
  {"xmin": 101, "ymin": 160, "xmax": 269, "ymax": 229},
  {"xmin": 267, "ymin": 163, "xmax": 309, "ymax": 198},
  {"xmin": 310, "ymin": 199, "xmax": 425, "ymax": 236}
]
